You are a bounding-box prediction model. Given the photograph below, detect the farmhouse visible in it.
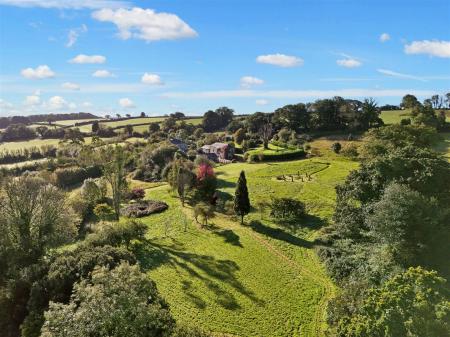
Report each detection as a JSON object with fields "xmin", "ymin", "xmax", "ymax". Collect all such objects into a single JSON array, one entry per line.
[{"xmin": 200, "ymin": 142, "xmax": 234, "ymax": 162}]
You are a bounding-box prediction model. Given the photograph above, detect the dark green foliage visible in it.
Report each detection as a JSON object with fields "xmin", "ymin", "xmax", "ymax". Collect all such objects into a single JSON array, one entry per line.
[
  {"xmin": 202, "ymin": 107, "xmax": 234, "ymax": 132},
  {"xmin": 40, "ymin": 262, "xmax": 175, "ymax": 337},
  {"xmin": 270, "ymin": 197, "xmax": 305, "ymax": 220},
  {"xmin": 233, "ymin": 128, "xmax": 246, "ymax": 144},
  {"xmin": 91, "ymin": 120, "xmax": 99, "ymax": 133},
  {"xmin": 401, "ymin": 94, "xmax": 420, "ymax": 109},
  {"xmin": 85, "ymin": 220, "xmax": 147, "ymax": 248},
  {"xmin": 318, "ymin": 124, "xmax": 450, "ymax": 336},
  {"xmin": 331, "ymin": 142, "xmax": 342, "ymax": 154},
  {"xmin": 335, "ymin": 267, "xmax": 450, "ymax": 337},
  {"xmin": 411, "ymin": 104, "xmax": 446, "ymax": 129},
  {"xmin": 361, "ymin": 124, "xmax": 438, "ymax": 159},
  {"xmin": 366, "ymin": 183, "xmax": 442, "ymax": 266},
  {"xmin": 0, "ymin": 145, "xmax": 57, "ymax": 165},
  {"xmin": 149, "ymin": 122, "xmax": 161, "ymax": 133},
  {"xmin": 247, "ymin": 149, "xmax": 306, "ymax": 162},
  {"xmin": 0, "ymin": 123, "xmax": 36, "ymax": 141},
  {"xmin": 272, "ymin": 103, "xmax": 310, "ymax": 131},
  {"xmin": 53, "ymin": 165, "xmax": 102, "ymax": 187},
  {"xmin": 234, "ymin": 171, "xmax": 250, "ymax": 224},
  {"xmin": 21, "ymin": 245, "xmax": 136, "ymax": 337}
]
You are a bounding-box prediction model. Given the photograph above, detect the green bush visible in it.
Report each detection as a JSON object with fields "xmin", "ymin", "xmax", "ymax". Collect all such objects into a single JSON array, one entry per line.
[
  {"xmin": 270, "ymin": 197, "xmax": 305, "ymax": 219},
  {"xmin": 53, "ymin": 165, "xmax": 102, "ymax": 187}
]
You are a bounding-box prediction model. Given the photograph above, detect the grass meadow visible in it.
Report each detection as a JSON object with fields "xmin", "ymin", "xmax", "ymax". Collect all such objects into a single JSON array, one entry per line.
[{"xmin": 131, "ymin": 156, "xmax": 358, "ymax": 336}]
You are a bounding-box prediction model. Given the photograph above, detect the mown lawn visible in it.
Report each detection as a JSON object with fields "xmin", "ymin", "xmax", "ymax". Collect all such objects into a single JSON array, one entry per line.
[{"xmin": 134, "ymin": 156, "xmax": 358, "ymax": 337}]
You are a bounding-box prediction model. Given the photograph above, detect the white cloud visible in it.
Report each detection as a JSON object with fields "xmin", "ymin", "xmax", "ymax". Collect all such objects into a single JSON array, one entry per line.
[
  {"xmin": 69, "ymin": 54, "xmax": 106, "ymax": 64},
  {"xmin": 256, "ymin": 99, "xmax": 269, "ymax": 105},
  {"xmin": 141, "ymin": 73, "xmax": 163, "ymax": 85},
  {"xmin": 336, "ymin": 58, "xmax": 362, "ymax": 68},
  {"xmin": 66, "ymin": 24, "xmax": 87, "ymax": 48},
  {"xmin": 404, "ymin": 40, "xmax": 450, "ymax": 58},
  {"xmin": 82, "ymin": 101, "xmax": 93, "ymax": 108},
  {"xmin": 380, "ymin": 33, "xmax": 390, "ymax": 42},
  {"xmin": 0, "ymin": 0, "xmax": 130, "ymax": 9},
  {"xmin": 119, "ymin": 97, "xmax": 135, "ymax": 108},
  {"xmin": 377, "ymin": 68, "xmax": 426, "ymax": 81},
  {"xmin": 47, "ymin": 96, "xmax": 68, "ymax": 110},
  {"xmin": 0, "ymin": 98, "xmax": 14, "ymax": 109},
  {"xmin": 92, "ymin": 7, "xmax": 198, "ymax": 42},
  {"xmin": 256, "ymin": 53, "xmax": 303, "ymax": 67},
  {"xmin": 240, "ymin": 76, "xmax": 264, "ymax": 88},
  {"xmin": 92, "ymin": 69, "xmax": 114, "ymax": 78},
  {"xmin": 24, "ymin": 94, "xmax": 41, "ymax": 106},
  {"xmin": 160, "ymin": 88, "xmax": 435, "ymax": 99},
  {"xmin": 62, "ymin": 82, "xmax": 80, "ymax": 90},
  {"xmin": 21, "ymin": 65, "xmax": 55, "ymax": 79}
]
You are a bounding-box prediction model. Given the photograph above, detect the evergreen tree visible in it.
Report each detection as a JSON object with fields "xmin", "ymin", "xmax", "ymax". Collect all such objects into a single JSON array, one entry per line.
[{"xmin": 234, "ymin": 171, "xmax": 250, "ymax": 225}]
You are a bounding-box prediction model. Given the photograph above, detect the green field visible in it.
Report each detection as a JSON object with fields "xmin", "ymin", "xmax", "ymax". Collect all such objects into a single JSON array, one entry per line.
[
  {"xmin": 380, "ymin": 109, "xmax": 412, "ymax": 125},
  {"xmin": 380, "ymin": 109, "xmax": 450, "ymax": 125},
  {"xmin": 135, "ymin": 156, "xmax": 358, "ymax": 336},
  {"xmin": 0, "ymin": 137, "xmax": 100, "ymax": 151},
  {"xmin": 54, "ymin": 118, "xmax": 103, "ymax": 126},
  {"xmin": 100, "ymin": 117, "xmax": 167, "ymax": 128}
]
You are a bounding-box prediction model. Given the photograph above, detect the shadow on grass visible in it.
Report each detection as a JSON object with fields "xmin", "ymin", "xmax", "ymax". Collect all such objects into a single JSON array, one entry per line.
[
  {"xmin": 248, "ymin": 220, "xmax": 314, "ymax": 249},
  {"xmin": 276, "ymin": 214, "xmax": 327, "ymax": 231},
  {"xmin": 216, "ymin": 178, "xmax": 236, "ymax": 190},
  {"xmin": 134, "ymin": 239, "xmax": 262, "ymax": 310},
  {"xmin": 213, "ymin": 229, "xmax": 243, "ymax": 248}
]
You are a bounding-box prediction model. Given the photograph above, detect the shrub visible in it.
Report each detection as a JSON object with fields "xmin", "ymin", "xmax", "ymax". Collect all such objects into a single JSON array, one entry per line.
[
  {"xmin": 121, "ymin": 200, "xmax": 168, "ymax": 218},
  {"xmin": 331, "ymin": 142, "xmax": 342, "ymax": 154},
  {"xmin": 94, "ymin": 203, "xmax": 114, "ymax": 220},
  {"xmin": 53, "ymin": 165, "xmax": 102, "ymax": 188},
  {"xmin": 400, "ymin": 118, "xmax": 411, "ymax": 126},
  {"xmin": 193, "ymin": 203, "xmax": 215, "ymax": 226},
  {"xmin": 270, "ymin": 197, "xmax": 305, "ymax": 219},
  {"xmin": 341, "ymin": 143, "xmax": 359, "ymax": 159},
  {"xmin": 86, "ymin": 220, "xmax": 147, "ymax": 247},
  {"xmin": 129, "ymin": 187, "xmax": 146, "ymax": 200}
]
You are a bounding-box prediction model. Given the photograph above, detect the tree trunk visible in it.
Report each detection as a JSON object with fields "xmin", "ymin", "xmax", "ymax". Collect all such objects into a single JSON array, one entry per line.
[{"xmin": 241, "ymin": 215, "xmax": 244, "ymax": 225}]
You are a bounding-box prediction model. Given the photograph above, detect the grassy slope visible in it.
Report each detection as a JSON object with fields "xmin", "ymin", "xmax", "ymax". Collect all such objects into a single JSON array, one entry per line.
[
  {"xmin": 54, "ymin": 118, "xmax": 103, "ymax": 126},
  {"xmin": 0, "ymin": 137, "xmax": 99, "ymax": 151},
  {"xmin": 136, "ymin": 155, "xmax": 357, "ymax": 337},
  {"xmin": 380, "ymin": 109, "xmax": 412, "ymax": 125}
]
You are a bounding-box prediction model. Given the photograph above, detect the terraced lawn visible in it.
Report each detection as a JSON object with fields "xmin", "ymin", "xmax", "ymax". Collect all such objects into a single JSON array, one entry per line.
[{"xmin": 134, "ymin": 157, "xmax": 357, "ymax": 336}]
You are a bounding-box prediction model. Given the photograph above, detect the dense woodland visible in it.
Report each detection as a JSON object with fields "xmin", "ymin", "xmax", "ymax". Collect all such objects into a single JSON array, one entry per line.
[{"xmin": 0, "ymin": 93, "xmax": 449, "ymax": 337}]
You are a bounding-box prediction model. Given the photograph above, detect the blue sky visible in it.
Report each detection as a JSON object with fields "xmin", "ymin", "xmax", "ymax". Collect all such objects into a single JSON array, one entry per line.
[{"xmin": 0, "ymin": 0, "xmax": 449, "ymax": 117}]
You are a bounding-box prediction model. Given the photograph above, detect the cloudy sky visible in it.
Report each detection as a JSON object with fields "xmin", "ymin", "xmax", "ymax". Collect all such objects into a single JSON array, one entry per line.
[{"xmin": 0, "ymin": 0, "xmax": 449, "ymax": 117}]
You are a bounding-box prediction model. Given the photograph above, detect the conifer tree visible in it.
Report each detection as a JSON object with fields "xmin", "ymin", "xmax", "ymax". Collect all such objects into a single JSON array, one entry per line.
[{"xmin": 234, "ymin": 170, "xmax": 250, "ymax": 225}]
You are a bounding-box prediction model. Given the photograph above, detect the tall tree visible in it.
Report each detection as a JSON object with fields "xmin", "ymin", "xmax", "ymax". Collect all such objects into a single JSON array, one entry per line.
[
  {"xmin": 336, "ymin": 267, "xmax": 450, "ymax": 337},
  {"xmin": 234, "ymin": 171, "xmax": 250, "ymax": 225},
  {"xmin": 40, "ymin": 263, "xmax": 175, "ymax": 337},
  {"xmin": 358, "ymin": 98, "xmax": 381, "ymax": 130},
  {"xmin": 100, "ymin": 146, "xmax": 129, "ymax": 220},
  {"xmin": 401, "ymin": 94, "xmax": 420, "ymax": 109},
  {"xmin": 0, "ymin": 176, "xmax": 78, "ymax": 272},
  {"xmin": 91, "ymin": 120, "xmax": 99, "ymax": 133}
]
